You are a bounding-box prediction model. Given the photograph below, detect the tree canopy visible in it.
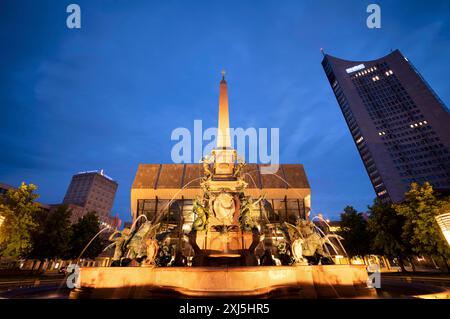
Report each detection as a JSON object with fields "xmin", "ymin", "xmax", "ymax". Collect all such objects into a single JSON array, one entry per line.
[
  {"xmin": 367, "ymin": 198, "xmax": 412, "ymax": 271},
  {"xmin": 337, "ymin": 206, "xmax": 371, "ymax": 258},
  {"xmin": 29, "ymin": 205, "xmax": 73, "ymax": 260},
  {"xmin": 69, "ymin": 211, "xmax": 104, "ymax": 260},
  {"xmin": 393, "ymin": 182, "xmax": 450, "ymax": 269},
  {"xmin": 0, "ymin": 183, "xmax": 41, "ymax": 258}
]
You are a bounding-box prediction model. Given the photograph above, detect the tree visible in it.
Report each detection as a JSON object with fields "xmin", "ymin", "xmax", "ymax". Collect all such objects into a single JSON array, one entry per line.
[
  {"xmin": 69, "ymin": 212, "xmax": 104, "ymax": 260},
  {"xmin": 0, "ymin": 183, "xmax": 41, "ymax": 258},
  {"xmin": 367, "ymin": 198, "xmax": 412, "ymax": 272},
  {"xmin": 337, "ymin": 206, "xmax": 371, "ymax": 259},
  {"xmin": 29, "ymin": 205, "xmax": 73, "ymax": 260},
  {"xmin": 394, "ymin": 182, "xmax": 450, "ymax": 272}
]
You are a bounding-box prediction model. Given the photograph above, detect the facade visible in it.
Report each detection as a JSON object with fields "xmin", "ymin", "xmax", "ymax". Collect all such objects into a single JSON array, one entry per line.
[
  {"xmin": 322, "ymin": 50, "xmax": 450, "ymax": 203},
  {"xmin": 63, "ymin": 170, "xmax": 118, "ymax": 225},
  {"xmin": 50, "ymin": 203, "xmax": 88, "ymax": 224},
  {"xmin": 131, "ymin": 163, "xmax": 311, "ymax": 225}
]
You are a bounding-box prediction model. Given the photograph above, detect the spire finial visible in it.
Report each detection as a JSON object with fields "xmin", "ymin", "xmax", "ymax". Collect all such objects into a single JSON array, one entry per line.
[{"xmin": 221, "ymin": 69, "xmax": 226, "ymax": 81}]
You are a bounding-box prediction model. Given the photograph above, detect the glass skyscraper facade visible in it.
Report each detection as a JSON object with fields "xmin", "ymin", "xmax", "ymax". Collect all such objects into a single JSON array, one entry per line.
[{"xmin": 322, "ymin": 50, "xmax": 450, "ymax": 203}]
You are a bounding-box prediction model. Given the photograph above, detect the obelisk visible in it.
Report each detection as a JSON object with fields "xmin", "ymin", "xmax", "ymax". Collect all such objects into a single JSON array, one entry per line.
[
  {"xmin": 212, "ymin": 71, "xmax": 236, "ymax": 177},
  {"xmin": 217, "ymin": 70, "xmax": 231, "ymax": 149}
]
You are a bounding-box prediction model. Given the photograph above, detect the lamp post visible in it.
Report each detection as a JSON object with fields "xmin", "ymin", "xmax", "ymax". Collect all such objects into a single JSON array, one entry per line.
[{"xmin": 435, "ymin": 213, "xmax": 450, "ymax": 246}]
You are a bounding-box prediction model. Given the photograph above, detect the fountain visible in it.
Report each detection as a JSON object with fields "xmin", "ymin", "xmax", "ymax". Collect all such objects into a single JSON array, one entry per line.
[{"xmin": 70, "ymin": 73, "xmax": 376, "ymax": 299}]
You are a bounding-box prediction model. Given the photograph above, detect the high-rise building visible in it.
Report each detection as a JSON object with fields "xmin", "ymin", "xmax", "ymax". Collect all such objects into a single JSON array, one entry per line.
[
  {"xmin": 322, "ymin": 50, "xmax": 450, "ymax": 203},
  {"xmin": 63, "ymin": 170, "xmax": 118, "ymax": 225}
]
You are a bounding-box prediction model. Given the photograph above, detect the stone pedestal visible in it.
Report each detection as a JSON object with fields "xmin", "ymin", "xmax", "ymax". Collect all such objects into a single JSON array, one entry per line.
[
  {"xmin": 194, "ymin": 230, "xmax": 254, "ymax": 253},
  {"xmin": 72, "ymin": 265, "xmax": 376, "ymax": 298}
]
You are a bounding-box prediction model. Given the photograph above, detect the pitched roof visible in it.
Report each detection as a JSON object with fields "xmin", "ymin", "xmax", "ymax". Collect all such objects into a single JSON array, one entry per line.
[{"xmin": 132, "ymin": 163, "xmax": 310, "ymax": 190}]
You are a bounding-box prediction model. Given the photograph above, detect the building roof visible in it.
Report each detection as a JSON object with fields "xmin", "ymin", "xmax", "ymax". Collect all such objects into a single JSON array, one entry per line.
[
  {"xmin": 130, "ymin": 163, "xmax": 311, "ymax": 219},
  {"xmin": 132, "ymin": 163, "xmax": 310, "ymax": 190},
  {"xmin": 74, "ymin": 169, "xmax": 118, "ymax": 184},
  {"xmin": 0, "ymin": 182, "xmax": 15, "ymax": 191},
  {"xmin": 322, "ymin": 49, "xmax": 402, "ymax": 66}
]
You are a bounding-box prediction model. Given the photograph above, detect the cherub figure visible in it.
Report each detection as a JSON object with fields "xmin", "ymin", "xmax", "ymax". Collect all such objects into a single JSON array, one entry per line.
[
  {"xmin": 201, "ymin": 155, "xmax": 213, "ymax": 181},
  {"xmin": 234, "ymin": 159, "xmax": 246, "ymax": 179}
]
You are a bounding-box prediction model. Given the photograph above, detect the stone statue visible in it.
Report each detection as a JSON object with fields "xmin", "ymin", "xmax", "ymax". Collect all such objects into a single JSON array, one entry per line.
[
  {"xmin": 212, "ymin": 192, "xmax": 236, "ymax": 225},
  {"xmin": 291, "ymin": 237, "xmax": 304, "ymax": 264}
]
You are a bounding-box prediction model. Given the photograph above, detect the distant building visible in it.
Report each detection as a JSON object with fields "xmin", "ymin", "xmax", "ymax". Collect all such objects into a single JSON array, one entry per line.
[
  {"xmin": 0, "ymin": 182, "xmax": 14, "ymax": 196},
  {"xmin": 63, "ymin": 170, "xmax": 118, "ymax": 226},
  {"xmin": 322, "ymin": 50, "xmax": 450, "ymax": 203},
  {"xmin": 50, "ymin": 203, "xmax": 87, "ymax": 224}
]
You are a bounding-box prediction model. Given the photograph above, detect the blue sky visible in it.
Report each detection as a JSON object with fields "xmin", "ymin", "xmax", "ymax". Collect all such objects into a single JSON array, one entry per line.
[{"xmin": 1, "ymin": 0, "xmax": 449, "ymax": 222}]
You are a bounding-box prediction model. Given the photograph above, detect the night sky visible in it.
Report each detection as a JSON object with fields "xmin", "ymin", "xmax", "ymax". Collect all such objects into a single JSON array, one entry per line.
[{"xmin": 1, "ymin": 0, "xmax": 449, "ymax": 223}]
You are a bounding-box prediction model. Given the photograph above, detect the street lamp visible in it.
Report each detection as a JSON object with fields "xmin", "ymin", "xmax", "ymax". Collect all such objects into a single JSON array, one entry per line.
[{"xmin": 435, "ymin": 213, "xmax": 450, "ymax": 246}]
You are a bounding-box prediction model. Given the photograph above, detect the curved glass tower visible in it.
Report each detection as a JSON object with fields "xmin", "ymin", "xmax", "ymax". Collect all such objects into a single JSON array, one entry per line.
[{"xmin": 322, "ymin": 50, "xmax": 450, "ymax": 203}]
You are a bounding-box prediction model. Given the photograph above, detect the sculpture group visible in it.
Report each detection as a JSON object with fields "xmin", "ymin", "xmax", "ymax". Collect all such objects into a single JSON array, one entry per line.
[{"xmin": 105, "ymin": 156, "xmax": 342, "ymax": 267}]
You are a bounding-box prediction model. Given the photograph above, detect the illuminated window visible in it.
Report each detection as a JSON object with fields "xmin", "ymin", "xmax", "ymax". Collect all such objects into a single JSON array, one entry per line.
[{"xmin": 377, "ymin": 190, "xmax": 387, "ymax": 196}]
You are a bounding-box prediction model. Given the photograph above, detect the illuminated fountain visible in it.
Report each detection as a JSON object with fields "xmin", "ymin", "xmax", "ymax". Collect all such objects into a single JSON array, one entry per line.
[{"xmin": 71, "ymin": 73, "xmax": 375, "ymax": 298}]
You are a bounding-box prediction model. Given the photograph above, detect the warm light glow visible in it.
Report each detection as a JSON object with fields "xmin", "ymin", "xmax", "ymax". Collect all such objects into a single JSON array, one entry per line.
[{"xmin": 436, "ymin": 213, "xmax": 450, "ymax": 246}]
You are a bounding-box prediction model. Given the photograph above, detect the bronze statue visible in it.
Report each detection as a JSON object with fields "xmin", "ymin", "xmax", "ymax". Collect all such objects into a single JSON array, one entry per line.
[
  {"xmin": 192, "ymin": 197, "xmax": 209, "ymax": 231},
  {"xmin": 282, "ymin": 219, "xmax": 328, "ymax": 264},
  {"xmin": 238, "ymin": 194, "xmax": 264, "ymax": 231},
  {"xmin": 105, "ymin": 228, "xmax": 131, "ymax": 264},
  {"xmin": 126, "ymin": 221, "xmax": 160, "ymax": 266}
]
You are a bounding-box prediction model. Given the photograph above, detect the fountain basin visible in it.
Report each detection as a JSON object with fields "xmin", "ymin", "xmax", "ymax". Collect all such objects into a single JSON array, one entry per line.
[{"xmin": 71, "ymin": 265, "xmax": 375, "ymax": 298}]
